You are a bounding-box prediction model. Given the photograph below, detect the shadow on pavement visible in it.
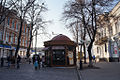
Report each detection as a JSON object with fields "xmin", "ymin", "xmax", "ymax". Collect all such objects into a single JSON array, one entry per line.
[{"xmin": 82, "ymin": 63, "xmax": 101, "ymax": 70}]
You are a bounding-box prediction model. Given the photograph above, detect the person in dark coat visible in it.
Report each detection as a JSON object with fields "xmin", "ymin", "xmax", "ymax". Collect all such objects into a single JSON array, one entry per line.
[
  {"xmin": 7, "ymin": 56, "xmax": 11, "ymax": 68},
  {"xmin": 32, "ymin": 54, "xmax": 40, "ymax": 70},
  {"xmin": 17, "ymin": 55, "xmax": 21, "ymax": 69},
  {"xmin": 1, "ymin": 57, "xmax": 4, "ymax": 67}
]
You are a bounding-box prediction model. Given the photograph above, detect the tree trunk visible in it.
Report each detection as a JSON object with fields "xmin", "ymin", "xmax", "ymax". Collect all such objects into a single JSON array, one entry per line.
[
  {"xmin": 80, "ymin": 44, "xmax": 82, "ymax": 63},
  {"xmin": 83, "ymin": 43, "xmax": 87, "ymax": 63},
  {"xmin": 26, "ymin": 23, "xmax": 33, "ymax": 58},
  {"xmin": 26, "ymin": 36, "xmax": 33, "ymax": 58},
  {"xmin": 15, "ymin": 18, "xmax": 23, "ymax": 58},
  {"xmin": 87, "ymin": 40, "xmax": 93, "ymax": 67}
]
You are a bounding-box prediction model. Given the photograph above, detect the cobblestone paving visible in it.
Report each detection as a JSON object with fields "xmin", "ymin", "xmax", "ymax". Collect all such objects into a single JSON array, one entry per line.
[
  {"xmin": 79, "ymin": 62, "xmax": 120, "ymax": 80},
  {"xmin": 0, "ymin": 63, "xmax": 78, "ymax": 80}
]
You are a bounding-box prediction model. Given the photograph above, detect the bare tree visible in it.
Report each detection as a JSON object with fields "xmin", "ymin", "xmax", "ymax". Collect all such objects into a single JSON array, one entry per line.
[
  {"xmin": 8, "ymin": 0, "xmax": 36, "ymax": 59},
  {"xmin": 63, "ymin": 0, "xmax": 118, "ymax": 67},
  {"xmin": 84, "ymin": 0, "xmax": 118, "ymax": 67},
  {"xmin": 0, "ymin": 0, "xmax": 10, "ymax": 24},
  {"xmin": 0, "ymin": 0, "xmax": 19, "ymax": 24},
  {"xmin": 62, "ymin": 0, "xmax": 88, "ymax": 65},
  {"xmin": 25, "ymin": 0, "xmax": 48, "ymax": 58}
]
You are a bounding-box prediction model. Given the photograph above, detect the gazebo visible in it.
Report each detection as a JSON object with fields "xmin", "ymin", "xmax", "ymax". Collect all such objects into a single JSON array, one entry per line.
[{"xmin": 43, "ymin": 34, "xmax": 77, "ymax": 67}]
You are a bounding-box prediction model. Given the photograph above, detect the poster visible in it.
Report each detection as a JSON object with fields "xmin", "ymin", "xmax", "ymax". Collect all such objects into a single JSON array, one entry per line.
[
  {"xmin": 68, "ymin": 51, "xmax": 74, "ymax": 65},
  {"xmin": 113, "ymin": 42, "xmax": 119, "ymax": 57}
]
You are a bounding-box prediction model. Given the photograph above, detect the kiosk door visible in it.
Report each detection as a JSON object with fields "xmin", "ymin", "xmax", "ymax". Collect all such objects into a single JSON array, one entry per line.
[{"xmin": 52, "ymin": 50, "xmax": 65, "ymax": 66}]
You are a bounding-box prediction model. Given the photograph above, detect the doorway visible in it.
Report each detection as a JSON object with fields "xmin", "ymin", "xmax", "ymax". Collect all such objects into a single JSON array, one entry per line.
[{"xmin": 52, "ymin": 50, "xmax": 65, "ymax": 66}]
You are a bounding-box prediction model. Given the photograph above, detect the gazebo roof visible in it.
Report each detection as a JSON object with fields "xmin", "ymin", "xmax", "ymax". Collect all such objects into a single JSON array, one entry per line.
[
  {"xmin": 44, "ymin": 34, "xmax": 76, "ymax": 46},
  {"xmin": 51, "ymin": 34, "xmax": 71, "ymax": 41}
]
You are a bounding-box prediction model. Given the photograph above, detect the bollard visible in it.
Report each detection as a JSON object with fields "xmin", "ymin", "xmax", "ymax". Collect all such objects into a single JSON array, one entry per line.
[{"xmin": 79, "ymin": 60, "xmax": 83, "ymax": 70}]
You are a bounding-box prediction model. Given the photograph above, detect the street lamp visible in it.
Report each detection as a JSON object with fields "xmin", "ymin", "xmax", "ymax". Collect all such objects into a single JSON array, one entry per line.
[{"xmin": 34, "ymin": 29, "xmax": 38, "ymax": 55}]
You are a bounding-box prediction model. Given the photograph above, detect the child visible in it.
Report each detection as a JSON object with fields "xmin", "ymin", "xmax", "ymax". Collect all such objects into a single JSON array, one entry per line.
[{"xmin": 34, "ymin": 60, "xmax": 38, "ymax": 70}]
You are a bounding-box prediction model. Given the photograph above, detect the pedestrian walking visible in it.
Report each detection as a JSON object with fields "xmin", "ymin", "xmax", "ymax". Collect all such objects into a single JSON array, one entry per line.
[
  {"xmin": 40, "ymin": 58, "xmax": 42, "ymax": 68},
  {"xmin": 34, "ymin": 60, "xmax": 38, "ymax": 70},
  {"xmin": 29, "ymin": 58, "xmax": 31, "ymax": 64},
  {"xmin": 93, "ymin": 55, "xmax": 96, "ymax": 63},
  {"xmin": 32, "ymin": 54, "xmax": 40, "ymax": 70},
  {"xmin": 17, "ymin": 55, "xmax": 21, "ymax": 69},
  {"xmin": 42, "ymin": 56, "xmax": 45, "ymax": 67},
  {"xmin": 7, "ymin": 56, "xmax": 11, "ymax": 68},
  {"xmin": 1, "ymin": 57, "xmax": 4, "ymax": 67}
]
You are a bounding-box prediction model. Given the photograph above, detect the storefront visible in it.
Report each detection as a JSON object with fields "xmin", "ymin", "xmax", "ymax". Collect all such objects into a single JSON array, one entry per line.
[
  {"xmin": 0, "ymin": 44, "xmax": 27, "ymax": 58},
  {"xmin": 43, "ymin": 34, "xmax": 77, "ymax": 67},
  {"xmin": 0, "ymin": 44, "xmax": 13, "ymax": 58}
]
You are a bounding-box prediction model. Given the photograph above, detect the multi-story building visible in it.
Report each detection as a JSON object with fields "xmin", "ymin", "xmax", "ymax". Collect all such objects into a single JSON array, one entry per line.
[
  {"xmin": 93, "ymin": 2, "xmax": 120, "ymax": 62},
  {"xmin": 0, "ymin": 9, "xmax": 31, "ymax": 58}
]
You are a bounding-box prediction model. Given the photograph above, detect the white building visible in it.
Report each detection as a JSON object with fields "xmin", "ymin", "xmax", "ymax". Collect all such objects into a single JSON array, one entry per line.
[{"xmin": 93, "ymin": 2, "xmax": 120, "ymax": 62}]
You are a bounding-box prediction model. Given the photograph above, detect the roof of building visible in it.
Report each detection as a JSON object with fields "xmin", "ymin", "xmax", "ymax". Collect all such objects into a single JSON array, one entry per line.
[
  {"xmin": 51, "ymin": 34, "xmax": 71, "ymax": 41},
  {"xmin": 44, "ymin": 34, "xmax": 76, "ymax": 46}
]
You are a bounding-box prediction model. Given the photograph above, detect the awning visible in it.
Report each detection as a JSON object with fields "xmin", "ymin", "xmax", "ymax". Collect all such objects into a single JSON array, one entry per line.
[
  {"xmin": 52, "ymin": 46, "xmax": 65, "ymax": 50},
  {"xmin": 31, "ymin": 50, "xmax": 35, "ymax": 52},
  {"xmin": 0, "ymin": 44, "xmax": 11, "ymax": 49},
  {"xmin": 0, "ymin": 44, "xmax": 4, "ymax": 47}
]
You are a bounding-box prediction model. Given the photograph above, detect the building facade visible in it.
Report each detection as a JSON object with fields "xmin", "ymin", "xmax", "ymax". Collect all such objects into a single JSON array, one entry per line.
[
  {"xmin": 0, "ymin": 10, "xmax": 31, "ymax": 58},
  {"xmin": 93, "ymin": 2, "xmax": 120, "ymax": 62}
]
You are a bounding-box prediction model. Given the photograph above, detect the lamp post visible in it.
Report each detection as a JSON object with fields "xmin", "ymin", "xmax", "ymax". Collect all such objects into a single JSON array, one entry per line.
[{"xmin": 34, "ymin": 29, "xmax": 38, "ymax": 55}]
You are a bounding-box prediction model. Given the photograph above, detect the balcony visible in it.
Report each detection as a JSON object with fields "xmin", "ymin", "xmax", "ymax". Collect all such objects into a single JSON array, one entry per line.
[{"xmin": 95, "ymin": 36, "xmax": 108, "ymax": 45}]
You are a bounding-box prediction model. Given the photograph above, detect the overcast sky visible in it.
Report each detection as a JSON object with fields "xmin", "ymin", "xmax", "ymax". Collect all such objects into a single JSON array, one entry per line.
[
  {"xmin": 34, "ymin": 0, "xmax": 72, "ymax": 47},
  {"xmin": 33, "ymin": 0, "xmax": 119, "ymax": 48}
]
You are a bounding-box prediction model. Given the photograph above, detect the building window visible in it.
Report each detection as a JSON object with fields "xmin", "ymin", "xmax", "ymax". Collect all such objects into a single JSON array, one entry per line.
[
  {"xmin": 101, "ymin": 30, "xmax": 103, "ymax": 38},
  {"xmin": 16, "ymin": 22, "xmax": 19, "ymax": 31},
  {"xmin": 12, "ymin": 19, "xmax": 15, "ymax": 29},
  {"xmin": 118, "ymin": 20, "xmax": 120, "ymax": 32},
  {"xmin": 11, "ymin": 33, "xmax": 14, "ymax": 43},
  {"xmin": 7, "ymin": 17, "xmax": 10, "ymax": 26},
  {"xmin": 23, "ymin": 39, "xmax": 24, "ymax": 46},
  {"xmin": 97, "ymin": 47, "xmax": 99, "ymax": 54},
  {"xmin": 28, "ymin": 29, "xmax": 30, "ymax": 38},
  {"xmin": 105, "ymin": 43, "xmax": 107, "ymax": 52},
  {"xmin": 15, "ymin": 36, "xmax": 18, "ymax": 44},
  {"xmin": 6, "ymin": 32, "xmax": 9, "ymax": 42},
  {"xmin": 110, "ymin": 26, "xmax": 113, "ymax": 35},
  {"xmin": 16, "ymin": 22, "xmax": 18, "ymax": 31},
  {"xmin": 0, "ymin": 31, "xmax": 2, "ymax": 40},
  {"xmin": 26, "ymin": 40, "xmax": 27, "ymax": 47},
  {"xmin": 24, "ymin": 24, "xmax": 26, "ymax": 33},
  {"xmin": 104, "ymin": 28, "xmax": 106, "ymax": 36},
  {"xmin": 26, "ymin": 28, "xmax": 28, "ymax": 34},
  {"xmin": 115, "ymin": 22, "xmax": 119, "ymax": 33}
]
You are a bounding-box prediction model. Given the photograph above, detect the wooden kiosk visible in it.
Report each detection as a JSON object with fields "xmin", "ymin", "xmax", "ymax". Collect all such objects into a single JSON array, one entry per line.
[{"xmin": 43, "ymin": 34, "xmax": 77, "ymax": 67}]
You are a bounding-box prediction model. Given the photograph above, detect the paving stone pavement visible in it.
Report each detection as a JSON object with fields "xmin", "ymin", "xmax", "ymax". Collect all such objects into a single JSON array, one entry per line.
[
  {"xmin": 1, "ymin": 62, "xmax": 120, "ymax": 80},
  {"xmin": 0, "ymin": 63, "xmax": 78, "ymax": 80},
  {"xmin": 79, "ymin": 62, "xmax": 120, "ymax": 80}
]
